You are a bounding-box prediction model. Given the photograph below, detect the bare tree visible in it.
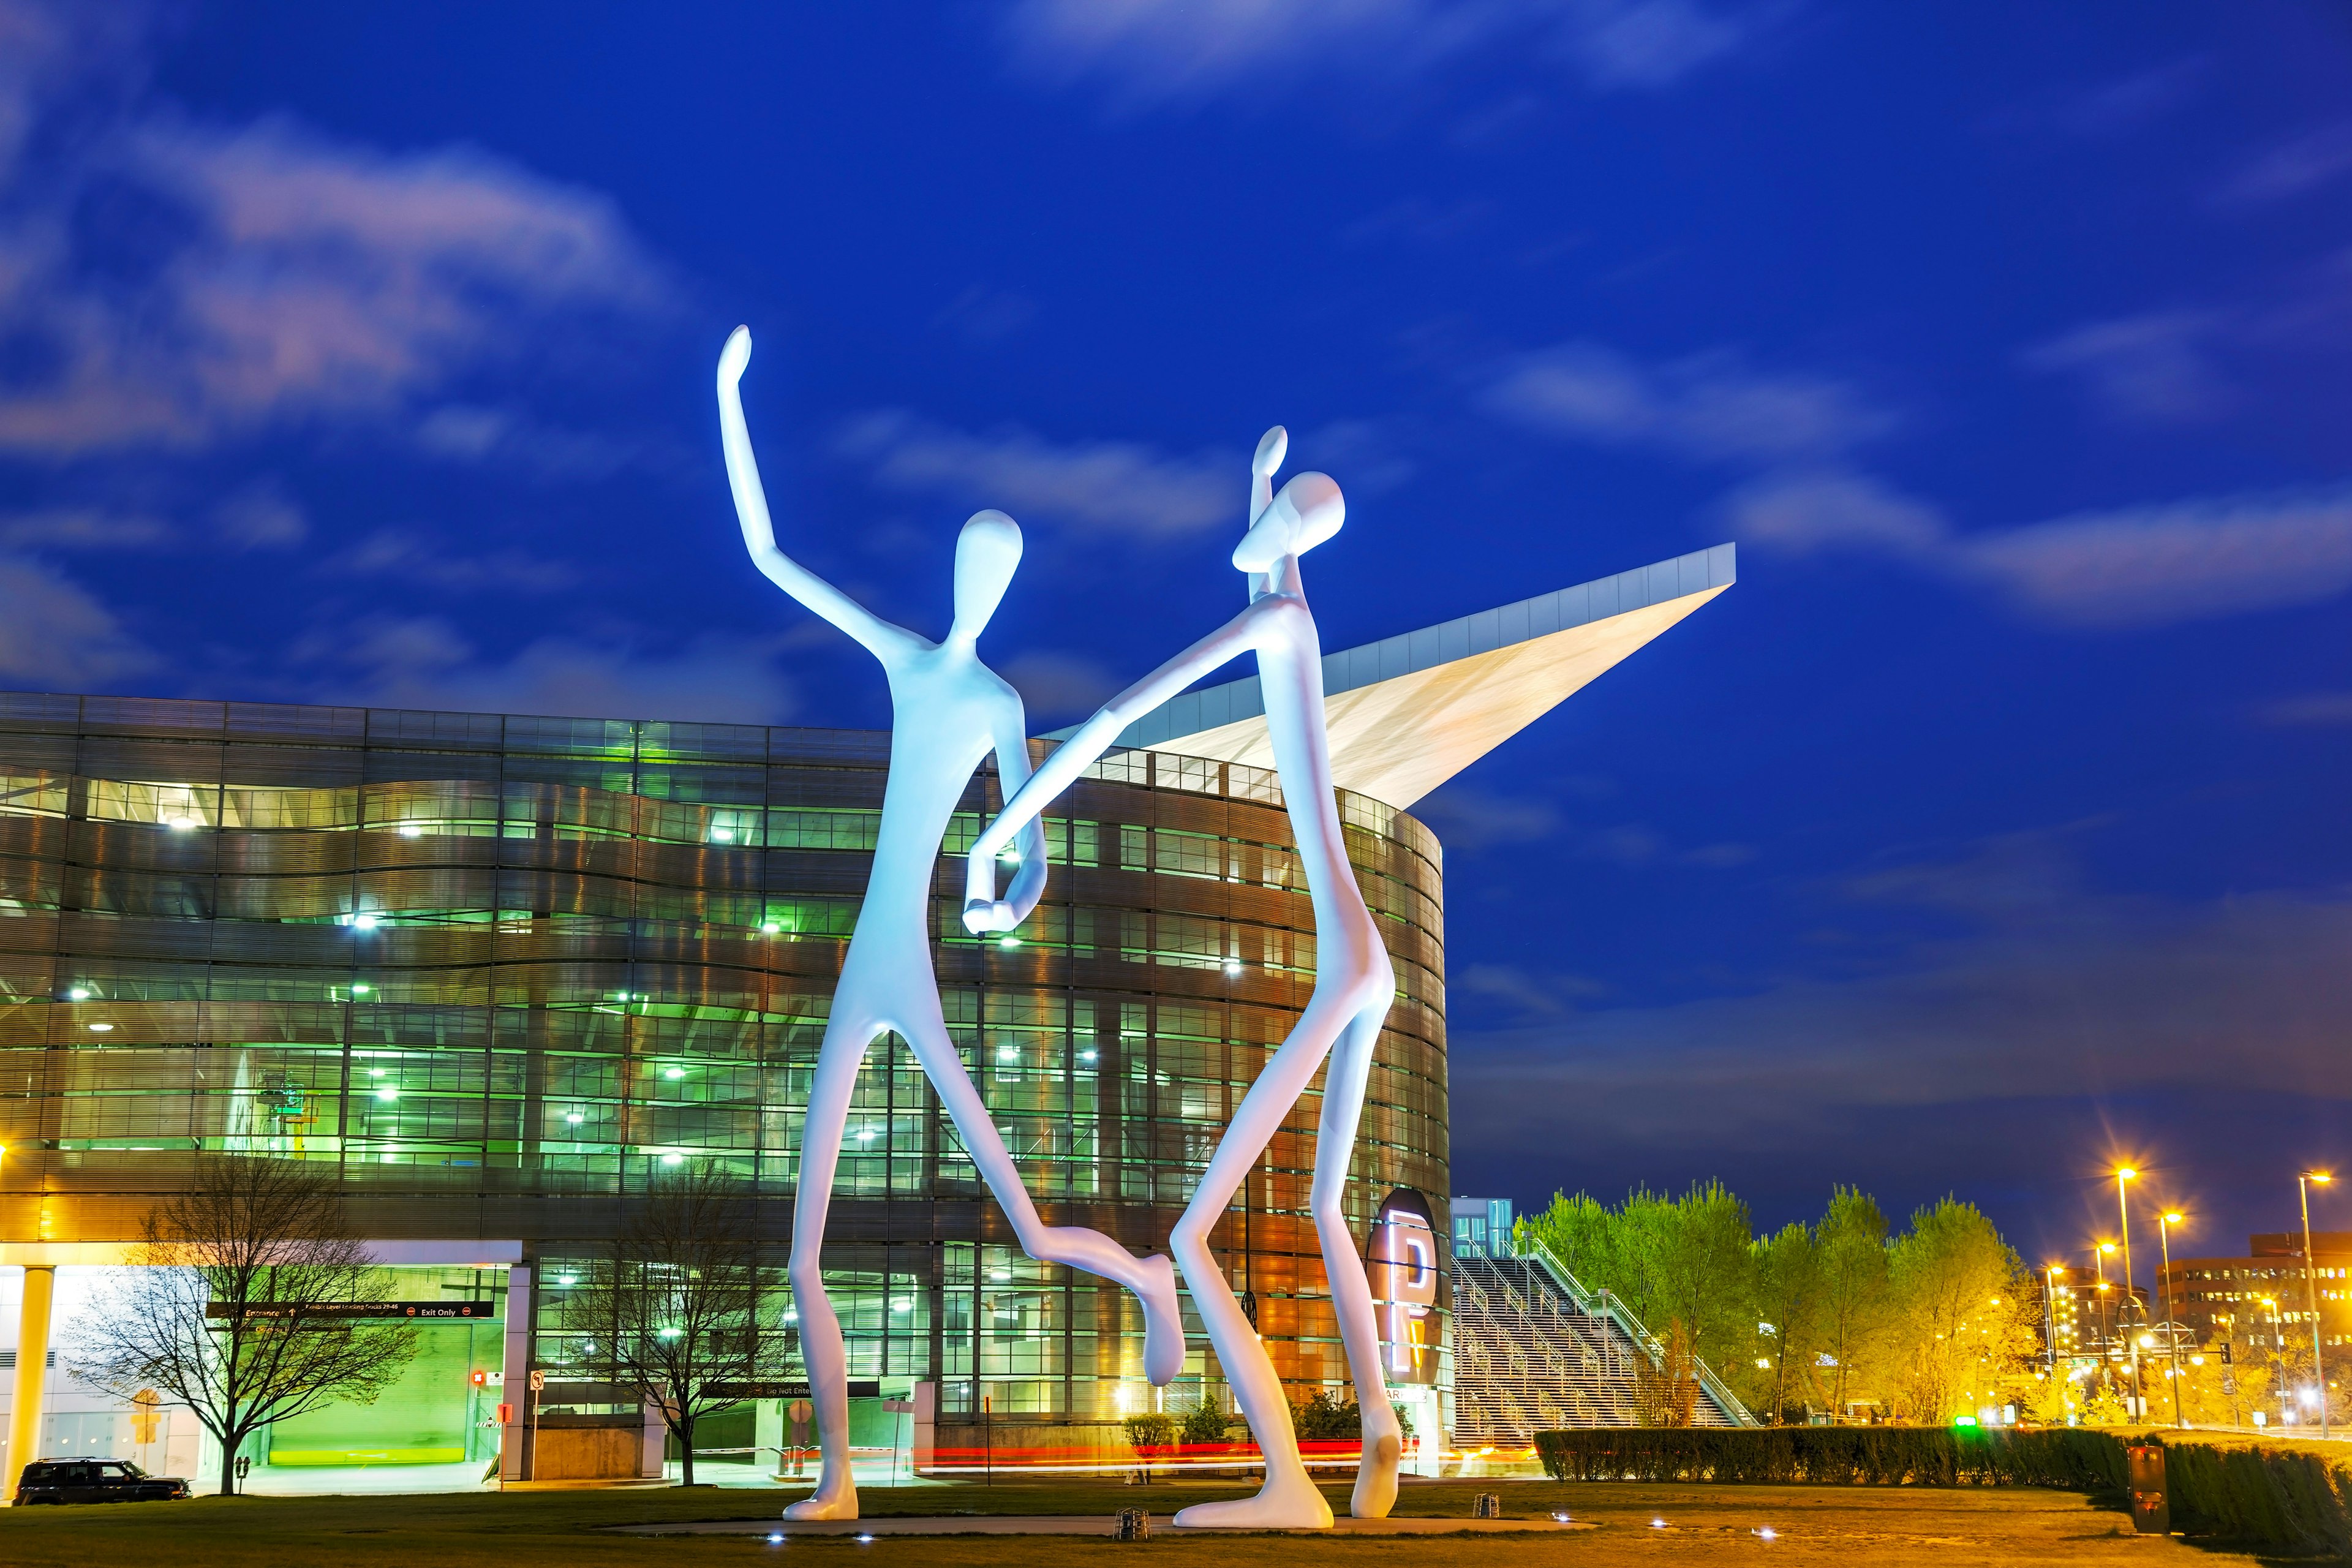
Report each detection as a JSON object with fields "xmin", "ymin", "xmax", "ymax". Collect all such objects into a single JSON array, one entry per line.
[
  {"xmin": 69, "ymin": 1158, "xmax": 418, "ymax": 1495},
  {"xmin": 557, "ymin": 1163, "xmax": 796, "ymax": 1485}
]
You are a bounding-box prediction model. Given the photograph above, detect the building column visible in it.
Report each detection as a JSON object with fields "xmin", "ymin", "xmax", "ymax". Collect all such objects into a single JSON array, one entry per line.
[
  {"xmin": 498, "ymin": 1263, "xmax": 533, "ymax": 1483},
  {"xmin": 5, "ymin": 1265, "xmax": 56, "ymax": 1500}
]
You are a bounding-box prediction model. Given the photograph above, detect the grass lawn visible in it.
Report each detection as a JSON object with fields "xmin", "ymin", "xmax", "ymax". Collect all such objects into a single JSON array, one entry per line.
[{"xmin": 0, "ymin": 1474, "xmax": 2272, "ymax": 1567}]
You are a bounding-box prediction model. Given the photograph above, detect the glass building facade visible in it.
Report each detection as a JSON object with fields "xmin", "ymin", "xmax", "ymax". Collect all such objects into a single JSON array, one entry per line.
[{"xmin": 0, "ymin": 691, "xmax": 1448, "ymax": 1450}]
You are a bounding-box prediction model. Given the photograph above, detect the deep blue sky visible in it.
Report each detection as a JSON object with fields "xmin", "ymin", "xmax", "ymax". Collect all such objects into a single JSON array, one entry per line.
[{"xmin": 2, "ymin": 1, "xmax": 2348, "ymax": 1270}]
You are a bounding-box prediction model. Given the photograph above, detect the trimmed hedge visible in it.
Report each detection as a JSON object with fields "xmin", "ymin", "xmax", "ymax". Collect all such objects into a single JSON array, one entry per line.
[
  {"xmin": 1533, "ymin": 1427, "xmax": 2125, "ymax": 1490},
  {"xmin": 1535, "ymin": 1427, "xmax": 2352, "ymax": 1556}
]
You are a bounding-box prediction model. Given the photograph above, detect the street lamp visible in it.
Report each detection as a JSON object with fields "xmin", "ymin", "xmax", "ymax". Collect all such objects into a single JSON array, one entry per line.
[
  {"xmin": 2045, "ymin": 1265, "xmax": 2065, "ymax": 1374},
  {"xmin": 2300, "ymin": 1172, "xmax": 2334, "ymax": 1439},
  {"xmin": 2117, "ymin": 1169, "xmax": 2143, "ymax": 1421},
  {"xmin": 2158, "ymin": 1212, "xmax": 2186, "ymax": 1429}
]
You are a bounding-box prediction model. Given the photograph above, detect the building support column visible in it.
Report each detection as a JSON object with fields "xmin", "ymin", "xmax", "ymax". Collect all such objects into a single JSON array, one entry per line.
[
  {"xmin": 498, "ymin": 1263, "xmax": 534, "ymax": 1483},
  {"xmin": 5, "ymin": 1265, "xmax": 56, "ymax": 1500}
]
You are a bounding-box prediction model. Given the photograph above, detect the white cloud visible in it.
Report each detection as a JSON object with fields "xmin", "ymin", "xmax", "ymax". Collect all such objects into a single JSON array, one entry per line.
[
  {"xmin": 839, "ymin": 410, "xmax": 1241, "ymax": 538},
  {"xmin": 1733, "ymin": 470, "xmax": 2352, "ymax": 628},
  {"xmin": 297, "ymin": 614, "xmax": 797, "ymax": 725},
  {"xmin": 320, "ymin": 528, "xmax": 580, "ymax": 594},
  {"xmin": 1482, "ymin": 341, "xmax": 1890, "ymax": 463},
  {"xmin": 0, "ymin": 4, "xmax": 669, "ymax": 457},
  {"xmin": 2019, "ymin": 311, "xmax": 2233, "ymax": 424},
  {"xmin": 0, "ymin": 552, "xmax": 156, "ymax": 684},
  {"xmin": 213, "ymin": 478, "xmax": 307, "ymax": 548},
  {"xmin": 2222, "ymin": 120, "xmax": 2352, "ymax": 205},
  {"xmin": 2257, "ymin": 691, "xmax": 2352, "ymax": 727},
  {"xmin": 0, "ymin": 507, "xmax": 175, "ymax": 550},
  {"xmin": 1000, "ymin": 0, "xmax": 1766, "ymax": 110}
]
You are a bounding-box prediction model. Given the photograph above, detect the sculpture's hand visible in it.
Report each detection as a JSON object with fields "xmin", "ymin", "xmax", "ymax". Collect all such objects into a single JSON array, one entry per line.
[{"xmin": 961, "ymin": 898, "xmax": 1020, "ymax": 935}]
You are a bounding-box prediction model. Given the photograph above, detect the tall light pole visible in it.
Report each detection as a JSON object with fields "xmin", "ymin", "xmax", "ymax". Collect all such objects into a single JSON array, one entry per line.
[
  {"xmin": 2045, "ymin": 1265, "xmax": 2064, "ymax": 1375},
  {"xmin": 2158, "ymin": 1212, "xmax": 2185, "ymax": 1429},
  {"xmin": 2117, "ymin": 1169, "xmax": 2143, "ymax": 1421},
  {"xmin": 2299, "ymin": 1171, "xmax": 2333, "ymax": 1439}
]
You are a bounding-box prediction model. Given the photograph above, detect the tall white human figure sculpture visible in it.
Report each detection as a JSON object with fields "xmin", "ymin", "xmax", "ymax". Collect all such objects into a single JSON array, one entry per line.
[
  {"xmin": 966, "ymin": 428, "xmax": 1401, "ymax": 1528},
  {"xmin": 718, "ymin": 328, "xmax": 1184, "ymax": 1521}
]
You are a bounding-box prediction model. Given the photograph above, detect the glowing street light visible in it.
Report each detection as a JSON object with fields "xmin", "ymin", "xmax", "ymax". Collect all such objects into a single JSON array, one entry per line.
[
  {"xmin": 2116, "ymin": 1169, "xmax": 2143, "ymax": 1419},
  {"xmin": 2157, "ymin": 1211, "xmax": 2187, "ymax": 1429},
  {"xmin": 2301, "ymin": 1171, "xmax": 2334, "ymax": 1439}
]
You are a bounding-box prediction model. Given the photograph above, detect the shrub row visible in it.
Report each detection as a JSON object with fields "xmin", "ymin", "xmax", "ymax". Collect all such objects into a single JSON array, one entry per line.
[
  {"xmin": 1533, "ymin": 1427, "xmax": 2126, "ymax": 1490},
  {"xmin": 1534, "ymin": 1427, "xmax": 2352, "ymax": 1556}
]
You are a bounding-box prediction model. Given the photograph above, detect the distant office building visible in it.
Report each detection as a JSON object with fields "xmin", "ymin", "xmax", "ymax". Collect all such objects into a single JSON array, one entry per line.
[{"xmin": 2164, "ymin": 1232, "xmax": 2352, "ymax": 1354}]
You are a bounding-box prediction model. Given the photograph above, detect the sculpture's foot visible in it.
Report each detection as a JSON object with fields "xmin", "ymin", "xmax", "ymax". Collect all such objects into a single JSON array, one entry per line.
[
  {"xmin": 1136, "ymin": 1254, "xmax": 1185, "ymax": 1385},
  {"xmin": 1349, "ymin": 1428, "xmax": 1401, "ymax": 1518},
  {"xmin": 783, "ymin": 1484, "xmax": 858, "ymax": 1521},
  {"xmin": 1172, "ymin": 1469, "xmax": 1332, "ymax": 1530}
]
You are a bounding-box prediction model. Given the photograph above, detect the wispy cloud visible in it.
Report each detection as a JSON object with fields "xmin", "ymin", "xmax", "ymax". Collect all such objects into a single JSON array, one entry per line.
[
  {"xmin": 0, "ymin": 2, "xmax": 670, "ymax": 458},
  {"xmin": 2018, "ymin": 311, "xmax": 2234, "ymax": 424},
  {"xmin": 1481, "ymin": 341, "xmax": 1890, "ymax": 464},
  {"xmin": 295, "ymin": 615, "xmax": 797, "ymax": 725},
  {"xmin": 1732, "ymin": 470, "xmax": 2352, "ymax": 628},
  {"xmin": 839, "ymin": 410, "xmax": 1241, "ymax": 538},
  {"xmin": 2256, "ymin": 691, "xmax": 2352, "ymax": 728},
  {"xmin": 0, "ymin": 507, "xmax": 175, "ymax": 551},
  {"xmin": 1451, "ymin": 835, "xmax": 2352, "ymax": 1181},
  {"xmin": 0, "ymin": 552, "xmax": 156, "ymax": 685},
  {"xmin": 1000, "ymin": 0, "xmax": 1770, "ymax": 111},
  {"xmin": 320, "ymin": 528, "xmax": 580, "ymax": 595},
  {"xmin": 2222, "ymin": 120, "xmax": 2352, "ymax": 205}
]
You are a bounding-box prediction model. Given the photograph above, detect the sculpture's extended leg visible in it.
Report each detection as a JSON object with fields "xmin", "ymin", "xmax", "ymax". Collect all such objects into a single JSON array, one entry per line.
[
  {"xmin": 895, "ymin": 987, "xmax": 1185, "ymax": 1384},
  {"xmin": 782, "ymin": 1008, "xmax": 883, "ymax": 1521},
  {"xmin": 1163, "ymin": 981, "xmax": 1372, "ymax": 1530},
  {"xmin": 1314, "ymin": 998, "xmax": 1401, "ymax": 1518}
]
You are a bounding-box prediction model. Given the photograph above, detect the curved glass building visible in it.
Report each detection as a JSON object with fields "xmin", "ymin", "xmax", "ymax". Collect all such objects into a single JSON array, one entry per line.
[
  {"xmin": 0, "ymin": 543, "xmax": 1732, "ymax": 1482},
  {"xmin": 0, "ymin": 690, "xmax": 1446, "ymax": 1463}
]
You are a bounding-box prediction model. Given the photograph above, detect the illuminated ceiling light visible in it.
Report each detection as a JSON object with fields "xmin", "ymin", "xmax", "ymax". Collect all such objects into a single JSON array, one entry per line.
[
  {"xmin": 856, "ymin": 1128, "xmax": 876, "ymax": 1142},
  {"xmin": 351, "ymin": 983, "xmax": 372, "ymax": 995},
  {"xmin": 397, "ymin": 823, "xmax": 423, "ymax": 838},
  {"xmin": 711, "ymin": 827, "xmax": 734, "ymax": 843},
  {"xmin": 86, "ymin": 1022, "xmax": 114, "ymax": 1033},
  {"xmin": 556, "ymin": 1275, "xmax": 578, "ymax": 1287},
  {"xmin": 761, "ymin": 922, "xmax": 781, "ymax": 935},
  {"xmin": 663, "ymin": 1068, "xmax": 684, "ymax": 1080},
  {"xmin": 996, "ymin": 1047, "xmax": 1018, "ymax": 1062},
  {"xmin": 167, "ymin": 816, "xmax": 197, "ymax": 831},
  {"xmin": 661, "ymin": 1152, "xmax": 683, "ymax": 1166},
  {"xmin": 1223, "ymin": 960, "xmax": 1243, "ymax": 976},
  {"xmin": 998, "ymin": 936, "xmax": 1020, "ymax": 949},
  {"xmin": 369, "ymin": 1068, "xmax": 385, "ymax": 1078},
  {"xmin": 375, "ymin": 1085, "xmax": 399, "ymax": 1101},
  {"xmin": 1077, "ymin": 1049, "xmax": 1098, "ymax": 1062},
  {"xmin": 351, "ymin": 913, "xmax": 380, "ymax": 931},
  {"xmin": 66, "ymin": 987, "xmax": 90, "ymax": 1001},
  {"xmin": 989, "ymin": 1270, "xmax": 1011, "ymax": 1282},
  {"xmin": 565, "ymin": 1112, "xmax": 584, "ymax": 1125}
]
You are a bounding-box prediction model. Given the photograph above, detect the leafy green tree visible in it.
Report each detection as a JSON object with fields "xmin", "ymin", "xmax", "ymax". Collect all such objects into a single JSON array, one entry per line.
[
  {"xmin": 1814, "ymin": 1187, "xmax": 1890, "ymax": 1415},
  {"xmin": 1749, "ymin": 1220, "xmax": 1824, "ymax": 1420},
  {"xmin": 1885, "ymin": 1197, "xmax": 2032, "ymax": 1423}
]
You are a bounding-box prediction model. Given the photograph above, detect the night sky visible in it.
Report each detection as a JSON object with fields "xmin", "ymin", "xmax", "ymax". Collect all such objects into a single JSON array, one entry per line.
[{"xmin": 2, "ymin": 2, "xmax": 2347, "ymax": 1271}]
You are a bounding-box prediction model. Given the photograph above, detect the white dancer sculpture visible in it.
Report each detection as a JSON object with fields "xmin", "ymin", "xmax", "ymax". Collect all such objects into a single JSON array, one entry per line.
[
  {"xmin": 718, "ymin": 327, "xmax": 1184, "ymax": 1521},
  {"xmin": 967, "ymin": 428, "xmax": 1401, "ymax": 1529}
]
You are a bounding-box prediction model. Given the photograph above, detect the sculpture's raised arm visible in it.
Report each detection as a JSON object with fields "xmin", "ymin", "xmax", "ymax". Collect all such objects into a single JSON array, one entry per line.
[
  {"xmin": 964, "ymin": 609, "xmax": 1262, "ymax": 931},
  {"xmin": 718, "ymin": 327, "xmax": 914, "ymax": 662},
  {"xmin": 984, "ymin": 696, "xmax": 1052, "ymax": 928}
]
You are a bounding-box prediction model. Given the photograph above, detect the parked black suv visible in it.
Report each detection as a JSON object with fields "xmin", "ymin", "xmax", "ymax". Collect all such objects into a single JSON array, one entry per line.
[{"xmin": 13, "ymin": 1459, "xmax": 192, "ymax": 1505}]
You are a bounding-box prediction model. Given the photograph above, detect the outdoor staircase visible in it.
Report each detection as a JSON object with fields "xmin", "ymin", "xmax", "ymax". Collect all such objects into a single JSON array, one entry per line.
[{"xmin": 1449, "ymin": 1241, "xmax": 1754, "ymax": 1444}]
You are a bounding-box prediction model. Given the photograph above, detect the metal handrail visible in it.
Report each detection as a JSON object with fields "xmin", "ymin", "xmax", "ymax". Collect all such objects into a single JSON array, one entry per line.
[{"xmin": 1512, "ymin": 1237, "xmax": 1757, "ymax": 1427}]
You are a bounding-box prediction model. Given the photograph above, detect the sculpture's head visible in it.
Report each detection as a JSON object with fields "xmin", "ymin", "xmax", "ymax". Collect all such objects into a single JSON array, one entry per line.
[
  {"xmin": 950, "ymin": 509, "xmax": 1023, "ymax": 640},
  {"xmin": 1232, "ymin": 428, "xmax": 1344, "ymax": 581}
]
